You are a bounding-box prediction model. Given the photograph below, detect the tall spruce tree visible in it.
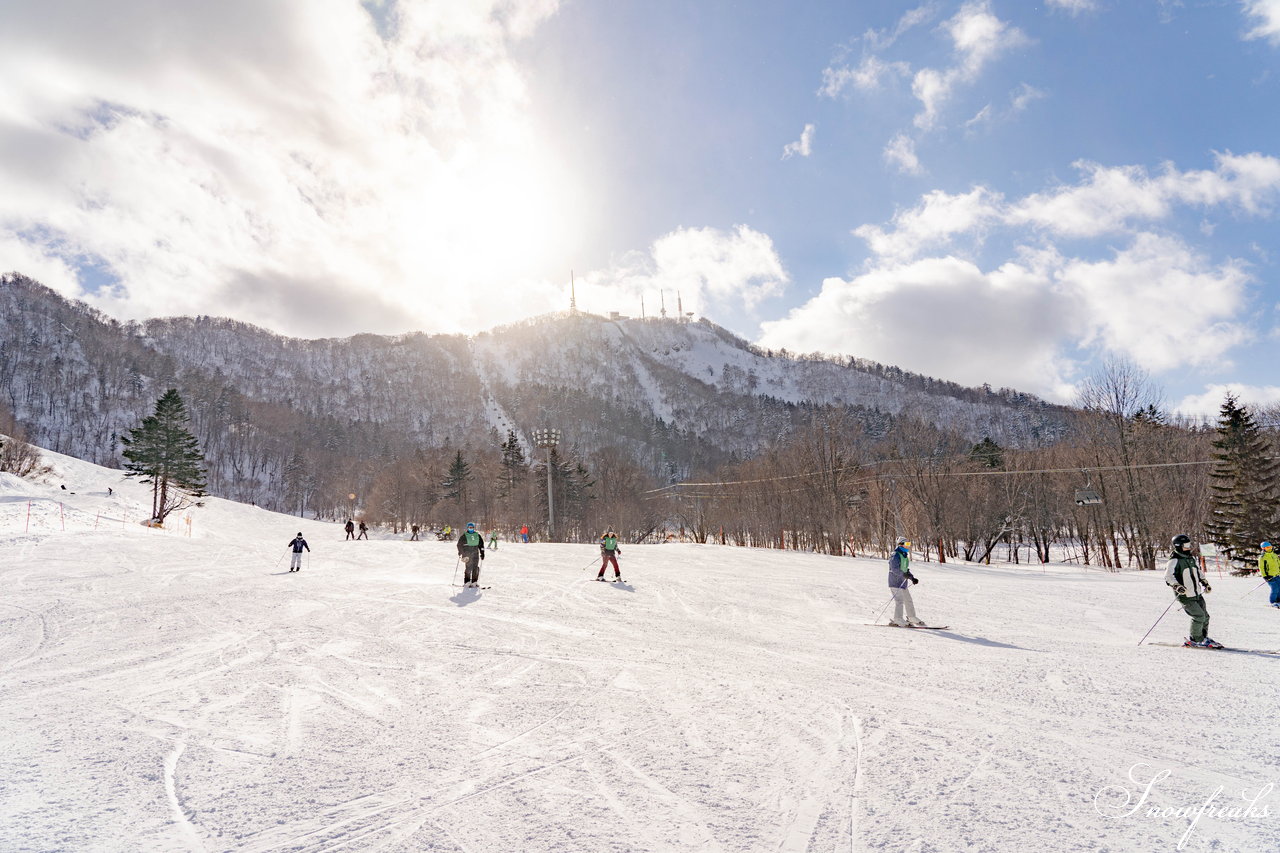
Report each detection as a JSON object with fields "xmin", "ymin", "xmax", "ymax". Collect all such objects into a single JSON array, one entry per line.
[
  {"xmin": 441, "ymin": 450, "xmax": 473, "ymax": 519},
  {"xmin": 121, "ymin": 389, "xmax": 207, "ymax": 524},
  {"xmin": 497, "ymin": 430, "xmax": 527, "ymax": 497},
  {"xmin": 1204, "ymin": 394, "xmax": 1280, "ymax": 565}
]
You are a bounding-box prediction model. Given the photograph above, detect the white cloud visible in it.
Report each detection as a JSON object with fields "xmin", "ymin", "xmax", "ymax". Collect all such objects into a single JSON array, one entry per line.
[
  {"xmin": 1175, "ymin": 384, "xmax": 1280, "ymax": 417},
  {"xmin": 1242, "ymin": 0, "xmax": 1280, "ymax": 44},
  {"xmin": 782, "ymin": 123, "xmax": 816, "ymax": 160},
  {"xmin": 854, "ymin": 187, "xmax": 1001, "ymax": 261},
  {"xmin": 1010, "ymin": 83, "xmax": 1046, "ymax": 113},
  {"xmin": 912, "ymin": 1, "xmax": 1029, "ymax": 130},
  {"xmin": 820, "ymin": 57, "xmax": 910, "ymax": 98},
  {"xmin": 757, "ymin": 255, "xmax": 1078, "ymax": 397},
  {"xmin": 1010, "ymin": 152, "xmax": 1280, "ymax": 237},
  {"xmin": 864, "ymin": 4, "xmax": 940, "ymax": 52},
  {"xmin": 577, "ymin": 225, "xmax": 788, "ymax": 317},
  {"xmin": 1047, "ymin": 0, "xmax": 1099, "ymax": 15},
  {"xmin": 883, "ymin": 133, "xmax": 925, "ymax": 175},
  {"xmin": 0, "ymin": 0, "xmax": 584, "ymax": 338},
  {"xmin": 758, "ymin": 232, "xmax": 1252, "ymax": 400},
  {"xmin": 854, "ymin": 153, "xmax": 1280, "ymax": 263},
  {"xmin": 1060, "ymin": 233, "xmax": 1250, "ymax": 372}
]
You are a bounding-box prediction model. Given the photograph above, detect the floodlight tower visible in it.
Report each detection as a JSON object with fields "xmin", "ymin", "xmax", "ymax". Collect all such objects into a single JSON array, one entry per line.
[{"xmin": 533, "ymin": 427, "xmax": 561, "ymax": 541}]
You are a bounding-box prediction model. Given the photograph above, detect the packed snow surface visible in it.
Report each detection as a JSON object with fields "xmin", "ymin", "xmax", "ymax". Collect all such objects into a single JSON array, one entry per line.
[{"xmin": 2, "ymin": 449, "xmax": 1278, "ymax": 852}]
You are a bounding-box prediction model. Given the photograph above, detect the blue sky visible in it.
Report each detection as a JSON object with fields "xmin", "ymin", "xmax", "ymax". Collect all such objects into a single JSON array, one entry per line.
[{"xmin": 2, "ymin": 1, "xmax": 1280, "ymax": 414}]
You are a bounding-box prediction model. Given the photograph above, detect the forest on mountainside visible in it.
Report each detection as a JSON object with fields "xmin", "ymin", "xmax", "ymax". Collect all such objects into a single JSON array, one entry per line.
[{"xmin": 4, "ymin": 271, "xmax": 1276, "ymax": 566}]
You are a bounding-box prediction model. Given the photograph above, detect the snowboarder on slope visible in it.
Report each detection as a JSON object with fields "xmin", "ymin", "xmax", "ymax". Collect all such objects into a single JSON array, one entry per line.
[
  {"xmin": 1165, "ymin": 534, "xmax": 1221, "ymax": 647},
  {"xmin": 887, "ymin": 537, "xmax": 926, "ymax": 627},
  {"xmin": 1259, "ymin": 541, "xmax": 1280, "ymax": 608},
  {"xmin": 597, "ymin": 530, "xmax": 621, "ymax": 580},
  {"xmin": 457, "ymin": 522, "xmax": 485, "ymax": 587},
  {"xmin": 344, "ymin": 519, "xmax": 356, "ymax": 540},
  {"xmin": 288, "ymin": 532, "xmax": 310, "ymax": 572}
]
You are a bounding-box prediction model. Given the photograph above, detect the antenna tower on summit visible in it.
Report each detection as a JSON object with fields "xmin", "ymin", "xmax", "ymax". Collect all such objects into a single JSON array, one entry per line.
[
  {"xmin": 570, "ymin": 271, "xmax": 577, "ymax": 313},
  {"xmin": 660, "ymin": 291, "xmax": 667, "ymax": 318}
]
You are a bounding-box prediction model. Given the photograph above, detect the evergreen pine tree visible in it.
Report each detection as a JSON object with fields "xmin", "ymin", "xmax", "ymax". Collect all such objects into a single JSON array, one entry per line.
[
  {"xmin": 121, "ymin": 389, "xmax": 207, "ymax": 524},
  {"xmin": 969, "ymin": 436, "xmax": 1004, "ymax": 469},
  {"xmin": 441, "ymin": 450, "xmax": 473, "ymax": 518},
  {"xmin": 497, "ymin": 430, "xmax": 527, "ymax": 497},
  {"xmin": 1204, "ymin": 394, "xmax": 1280, "ymax": 566}
]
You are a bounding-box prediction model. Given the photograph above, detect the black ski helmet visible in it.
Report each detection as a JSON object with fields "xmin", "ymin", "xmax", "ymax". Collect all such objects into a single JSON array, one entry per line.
[{"xmin": 1171, "ymin": 533, "xmax": 1192, "ymax": 550}]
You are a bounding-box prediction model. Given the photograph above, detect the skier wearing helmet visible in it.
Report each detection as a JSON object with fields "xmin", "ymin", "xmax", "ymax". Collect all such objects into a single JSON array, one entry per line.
[
  {"xmin": 887, "ymin": 537, "xmax": 926, "ymax": 627},
  {"xmin": 457, "ymin": 522, "xmax": 486, "ymax": 588},
  {"xmin": 1164, "ymin": 534, "xmax": 1221, "ymax": 648},
  {"xmin": 1259, "ymin": 541, "xmax": 1280, "ymax": 607}
]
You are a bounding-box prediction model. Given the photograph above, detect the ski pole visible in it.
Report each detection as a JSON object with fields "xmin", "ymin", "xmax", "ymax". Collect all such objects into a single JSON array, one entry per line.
[
  {"xmin": 872, "ymin": 593, "xmax": 896, "ymax": 625},
  {"xmin": 1137, "ymin": 599, "xmax": 1177, "ymax": 646},
  {"xmin": 451, "ymin": 556, "xmax": 461, "ymax": 586},
  {"xmin": 1240, "ymin": 579, "xmax": 1268, "ymax": 599},
  {"xmin": 274, "ymin": 551, "xmax": 287, "ymax": 570}
]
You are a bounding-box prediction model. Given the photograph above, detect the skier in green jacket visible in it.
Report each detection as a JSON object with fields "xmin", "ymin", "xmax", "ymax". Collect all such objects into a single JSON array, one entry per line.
[
  {"xmin": 1164, "ymin": 534, "xmax": 1220, "ymax": 648},
  {"xmin": 597, "ymin": 530, "xmax": 621, "ymax": 581},
  {"xmin": 457, "ymin": 522, "xmax": 486, "ymax": 588}
]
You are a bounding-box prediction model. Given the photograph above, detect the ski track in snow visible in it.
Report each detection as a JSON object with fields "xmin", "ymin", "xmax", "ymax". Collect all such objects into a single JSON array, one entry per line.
[{"xmin": 3, "ymin": 450, "xmax": 1280, "ymax": 851}]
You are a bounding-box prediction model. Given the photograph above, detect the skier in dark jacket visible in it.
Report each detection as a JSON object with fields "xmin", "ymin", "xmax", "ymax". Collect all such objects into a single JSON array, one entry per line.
[
  {"xmin": 457, "ymin": 522, "xmax": 486, "ymax": 587},
  {"xmin": 887, "ymin": 537, "xmax": 926, "ymax": 627},
  {"xmin": 288, "ymin": 533, "xmax": 309, "ymax": 572},
  {"xmin": 1165, "ymin": 534, "xmax": 1220, "ymax": 647},
  {"xmin": 344, "ymin": 519, "xmax": 356, "ymax": 540},
  {"xmin": 597, "ymin": 530, "xmax": 621, "ymax": 580}
]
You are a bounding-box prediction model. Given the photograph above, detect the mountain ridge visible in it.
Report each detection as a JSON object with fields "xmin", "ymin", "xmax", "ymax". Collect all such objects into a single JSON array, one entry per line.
[{"xmin": 1, "ymin": 271, "xmax": 1072, "ymax": 511}]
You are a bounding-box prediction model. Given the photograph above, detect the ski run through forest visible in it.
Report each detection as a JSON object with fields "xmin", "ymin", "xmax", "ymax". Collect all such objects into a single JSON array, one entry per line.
[{"xmin": 2, "ymin": 447, "xmax": 1279, "ymax": 852}]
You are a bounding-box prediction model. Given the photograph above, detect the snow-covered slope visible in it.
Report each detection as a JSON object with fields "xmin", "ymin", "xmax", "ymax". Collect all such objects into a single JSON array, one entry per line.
[{"xmin": 3, "ymin": 450, "xmax": 1277, "ymax": 851}]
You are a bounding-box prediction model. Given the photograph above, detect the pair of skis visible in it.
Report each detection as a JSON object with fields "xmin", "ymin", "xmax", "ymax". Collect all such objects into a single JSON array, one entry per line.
[
  {"xmin": 871, "ymin": 623, "xmax": 948, "ymax": 630},
  {"xmin": 594, "ymin": 577, "xmax": 631, "ymax": 585},
  {"xmin": 1146, "ymin": 642, "xmax": 1280, "ymax": 656}
]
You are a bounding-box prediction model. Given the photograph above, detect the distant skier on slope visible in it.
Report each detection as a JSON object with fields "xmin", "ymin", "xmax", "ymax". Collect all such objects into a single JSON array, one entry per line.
[
  {"xmin": 1165, "ymin": 533, "xmax": 1221, "ymax": 648},
  {"xmin": 344, "ymin": 519, "xmax": 356, "ymax": 540},
  {"xmin": 1259, "ymin": 541, "xmax": 1280, "ymax": 608},
  {"xmin": 597, "ymin": 529, "xmax": 621, "ymax": 581},
  {"xmin": 887, "ymin": 537, "xmax": 926, "ymax": 627},
  {"xmin": 357, "ymin": 520, "xmax": 369, "ymax": 540},
  {"xmin": 288, "ymin": 532, "xmax": 310, "ymax": 572},
  {"xmin": 489, "ymin": 529, "xmax": 499, "ymax": 550},
  {"xmin": 457, "ymin": 522, "xmax": 485, "ymax": 588}
]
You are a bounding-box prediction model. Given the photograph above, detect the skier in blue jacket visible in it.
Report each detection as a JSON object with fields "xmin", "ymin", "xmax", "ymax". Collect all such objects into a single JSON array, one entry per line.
[{"xmin": 887, "ymin": 537, "xmax": 926, "ymax": 627}]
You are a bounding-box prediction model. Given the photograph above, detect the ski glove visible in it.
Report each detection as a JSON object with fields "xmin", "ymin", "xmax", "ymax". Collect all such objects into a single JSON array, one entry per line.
[
  {"xmin": 907, "ymin": 574, "xmax": 919, "ymax": 585},
  {"xmin": 1203, "ymin": 583, "xmax": 1211, "ymax": 594},
  {"xmin": 1173, "ymin": 584, "xmax": 1187, "ymax": 596}
]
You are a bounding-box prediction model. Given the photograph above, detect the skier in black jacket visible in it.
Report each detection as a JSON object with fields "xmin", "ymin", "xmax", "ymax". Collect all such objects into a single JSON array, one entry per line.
[
  {"xmin": 457, "ymin": 522, "xmax": 486, "ymax": 587},
  {"xmin": 288, "ymin": 533, "xmax": 310, "ymax": 572}
]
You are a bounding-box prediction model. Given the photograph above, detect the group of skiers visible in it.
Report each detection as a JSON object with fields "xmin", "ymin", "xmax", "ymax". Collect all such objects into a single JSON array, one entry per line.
[{"xmin": 302, "ymin": 519, "xmax": 1279, "ymax": 649}]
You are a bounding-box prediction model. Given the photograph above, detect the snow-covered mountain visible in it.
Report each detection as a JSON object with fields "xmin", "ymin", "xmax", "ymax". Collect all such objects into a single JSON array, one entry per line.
[
  {"xmin": 1, "ymin": 272, "xmax": 1070, "ymax": 507},
  {"xmin": 2, "ymin": 444, "xmax": 1276, "ymax": 851}
]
